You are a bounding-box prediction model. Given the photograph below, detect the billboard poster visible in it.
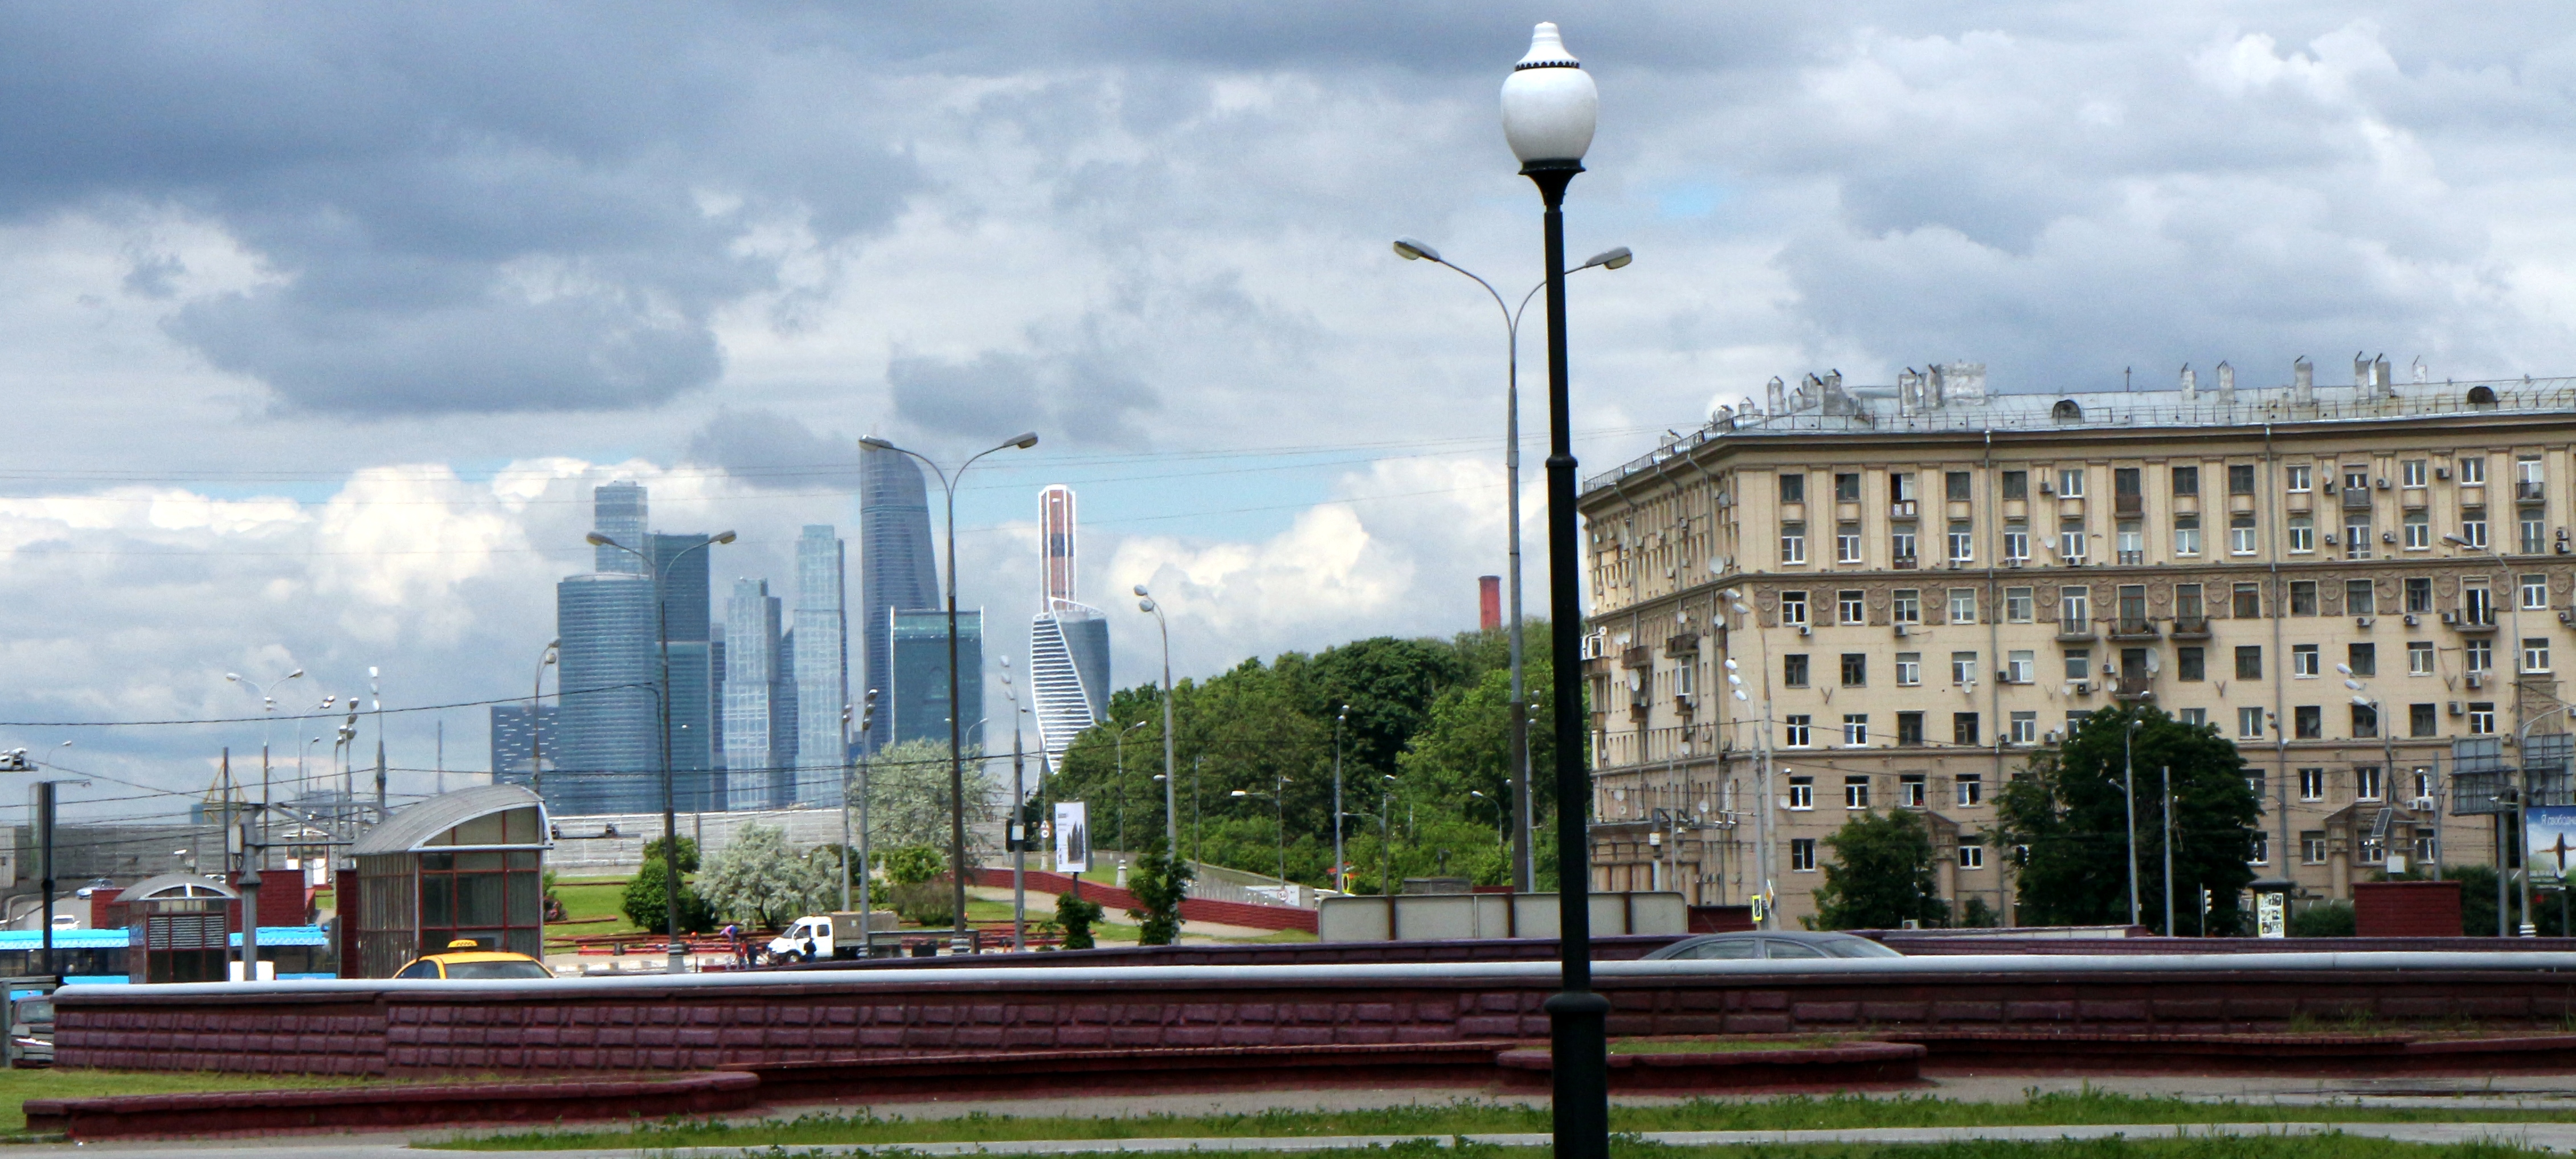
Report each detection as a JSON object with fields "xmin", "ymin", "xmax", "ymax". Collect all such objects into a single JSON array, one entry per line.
[
  {"xmin": 1054, "ymin": 801, "xmax": 1090, "ymax": 874},
  {"xmin": 2255, "ymin": 891, "xmax": 2285, "ymax": 939},
  {"xmin": 2527, "ymin": 806, "xmax": 2576, "ymax": 882}
]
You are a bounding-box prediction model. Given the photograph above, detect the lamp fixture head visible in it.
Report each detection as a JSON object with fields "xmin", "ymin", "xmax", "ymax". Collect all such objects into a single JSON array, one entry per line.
[
  {"xmin": 712, "ymin": 530, "xmax": 738, "ymax": 544},
  {"xmin": 1138, "ymin": 597, "xmax": 1156, "ymax": 613},
  {"xmin": 1392, "ymin": 237, "xmax": 1440, "ymax": 263},
  {"xmin": 1583, "ymin": 246, "xmax": 1633, "ymax": 271},
  {"xmin": 585, "ymin": 532, "xmax": 613, "ymax": 547},
  {"xmin": 1006, "ymin": 432, "xmax": 1040, "ymax": 449},
  {"xmin": 858, "ymin": 436, "xmax": 897, "ymax": 452},
  {"xmin": 1133, "ymin": 583, "xmax": 1150, "ymax": 597},
  {"xmin": 1500, "ymin": 22, "xmax": 1598, "ymax": 167}
]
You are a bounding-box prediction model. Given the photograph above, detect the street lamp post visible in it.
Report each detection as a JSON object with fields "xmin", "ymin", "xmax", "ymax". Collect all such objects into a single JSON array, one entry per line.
[
  {"xmin": 1114, "ymin": 720, "xmax": 1148, "ymax": 858},
  {"xmin": 1499, "ymin": 22, "xmax": 1608, "ymax": 1158},
  {"xmin": 225, "ymin": 666, "xmax": 302, "ymax": 978},
  {"xmin": 861, "ymin": 433, "xmax": 1040, "ymax": 955},
  {"xmin": 1001, "ymin": 661, "xmax": 1029, "ymax": 951},
  {"xmin": 1332, "ymin": 707, "xmax": 1348, "ymax": 894},
  {"xmin": 1230, "ymin": 775, "xmax": 1293, "ymax": 892},
  {"xmin": 846, "ymin": 690, "xmax": 877, "ymax": 916},
  {"xmin": 531, "ymin": 640, "xmax": 558, "ymax": 800},
  {"xmin": 1135, "ymin": 588, "xmax": 1181, "ymax": 859},
  {"xmin": 1393, "ymin": 240, "xmax": 1630, "ymax": 892},
  {"xmin": 2125, "ymin": 716, "xmax": 2143, "ymax": 928},
  {"xmin": 588, "ymin": 529, "xmax": 737, "ymax": 974}
]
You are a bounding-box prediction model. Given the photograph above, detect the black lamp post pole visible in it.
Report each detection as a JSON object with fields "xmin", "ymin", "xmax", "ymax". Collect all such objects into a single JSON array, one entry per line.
[{"xmin": 1526, "ymin": 156, "xmax": 1607, "ymax": 1159}]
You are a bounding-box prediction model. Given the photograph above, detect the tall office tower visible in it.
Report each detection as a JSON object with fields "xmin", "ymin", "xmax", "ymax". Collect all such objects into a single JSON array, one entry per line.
[
  {"xmin": 773, "ymin": 627, "xmax": 799, "ymax": 804},
  {"xmin": 722, "ymin": 579, "xmax": 788, "ymax": 809},
  {"xmin": 891, "ymin": 608, "xmax": 984, "ymax": 752},
  {"xmin": 554, "ymin": 571, "xmax": 658, "ymax": 815},
  {"xmin": 652, "ymin": 533, "xmax": 721, "ymax": 812},
  {"xmin": 858, "ymin": 446, "xmax": 939, "ymax": 751},
  {"xmin": 1030, "ymin": 485, "xmax": 1109, "ymax": 767},
  {"xmin": 593, "ymin": 482, "xmax": 648, "ymax": 572},
  {"xmin": 794, "ymin": 526, "xmax": 849, "ymax": 804},
  {"xmin": 709, "ymin": 628, "xmax": 726, "ymax": 780},
  {"xmin": 488, "ymin": 703, "xmax": 558, "ymax": 781}
]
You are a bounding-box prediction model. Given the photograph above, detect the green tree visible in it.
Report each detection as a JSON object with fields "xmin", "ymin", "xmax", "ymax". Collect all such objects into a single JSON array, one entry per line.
[
  {"xmin": 1054, "ymin": 891, "xmax": 1103, "ymax": 949},
  {"xmin": 1126, "ymin": 839, "xmax": 1192, "ymax": 945},
  {"xmin": 621, "ymin": 857, "xmax": 715, "ymax": 933},
  {"xmin": 857, "ymin": 739, "xmax": 997, "ymax": 865},
  {"xmin": 700, "ymin": 823, "xmax": 835, "ymax": 928},
  {"xmin": 1996, "ymin": 705, "xmax": 2260, "ymax": 933},
  {"xmin": 1809, "ymin": 809, "xmax": 1945, "ymax": 929},
  {"xmin": 876, "ymin": 844, "xmax": 951, "ymax": 925}
]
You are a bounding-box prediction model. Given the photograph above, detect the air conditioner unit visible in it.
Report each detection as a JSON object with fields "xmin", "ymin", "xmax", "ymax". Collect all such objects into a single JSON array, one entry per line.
[
  {"xmin": 2437, "ymin": 466, "xmax": 2452, "ymax": 480},
  {"xmin": 2561, "ymin": 610, "xmax": 2574, "ymax": 625},
  {"xmin": 1894, "ymin": 624, "xmax": 1909, "ymax": 637},
  {"xmin": 2441, "ymin": 611, "xmax": 2460, "ymax": 625},
  {"xmin": 2404, "ymin": 613, "xmax": 2420, "ymax": 626},
  {"xmin": 2377, "ymin": 478, "xmax": 2391, "ymax": 490},
  {"xmin": 2072, "ymin": 681, "xmax": 2093, "ymax": 695},
  {"xmin": 1674, "ymin": 693, "xmax": 1698, "ymax": 710},
  {"xmin": 2044, "ymin": 730, "xmax": 2064, "ymax": 744},
  {"xmin": 2467, "ymin": 673, "xmax": 2485, "ymax": 690},
  {"xmin": 2039, "ymin": 481, "xmax": 2056, "ymax": 495},
  {"xmin": 2324, "ymin": 533, "xmax": 2338, "ymax": 546},
  {"xmin": 1796, "ymin": 625, "xmax": 1812, "ymax": 637},
  {"xmin": 2560, "ymin": 543, "xmax": 2571, "ymax": 556},
  {"xmin": 2322, "ymin": 481, "xmax": 2337, "ymax": 494},
  {"xmin": 2356, "ymin": 616, "xmax": 2374, "ymax": 628},
  {"xmin": 2382, "ymin": 531, "xmax": 2395, "ymax": 543},
  {"xmin": 2449, "ymin": 701, "xmax": 2465, "ymax": 716},
  {"xmin": 2411, "ymin": 796, "xmax": 2435, "ymax": 812},
  {"xmin": 2006, "ymin": 558, "xmax": 2023, "ymax": 569}
]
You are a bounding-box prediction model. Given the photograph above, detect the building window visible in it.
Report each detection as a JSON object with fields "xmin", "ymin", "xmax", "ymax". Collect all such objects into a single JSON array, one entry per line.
[
  {"xmin": 2405, "ymin": 510, "xmax": 2430, "ymax": 550},
  {"xmin": 2463, "ymin": 508, "xmax": 2488, "ymax": 549},
  {"xmin": 2300, "ymin": 768, "xmax": 2326, "ymax": 801},
  {"xmin": 2471, "ymin": 703, "xmax": 2496, "ymax": 735},
  {"xmin": 1836, "ymin": 523, "xmax": 1862, "ymax": 563},
  {"xmin": 1838, "ymin": 590, "xmax": 1866, "ymax": 624},
  {"xmin": 2005, "ymin": 587, "xmax": 2034, "ymax": 622},
  {"xmin": 2059, "ymin": 518, "xmax": 2087, "ymax": 561},
  {"xmin": 2407, "ymin": 641, "xmax": 2434, "ymax": 677},
  {"xmin": 2357, "ymin": 765, "xmax": 2384, "ymax": 801},
  {"xmin": 2465, "ymin": 585, "xmax": 2495, "ymax": 626},
  {"xmin": 1780, "ymin": 522, "xmax": 1807, "ymax": 564},
  {"xmin": 1835, "ymin": 472, "xmax": 1862, "ymax": 501},
  {"xmin": 2292, "ymin": 644, "xmax": 2320, "ymax": 677},
  {"xmin": 1948, "ymin": 588, "xmax": 1977, "ymax": 623},
  {"xmin": 1956, "ymin": 772, "xmax": 1984, "ymax": 805},
  {"xmin": 2346, "ymin": 517, "xmax": 2373, "ymax": 559},
  {"xmin": 1779, "ymin": 473, "xmax": 1806, "ymax": 503},
  {"xmin": 2352, "ymin": 702, "xmax": 2379, "ymax": 739},
  {"xmin": 2179, "ymin": 707, "xmax": 2207, "ymax": 727},
  {"xmin": 1781, "ymin": 591, "xmax": 1809, "ymax": 625},
  {"xmin": 2461, "ymin": 456, "xmax": 2487, "ymax": 484},
  {"xmin": 1899, "ymin": 771, "xmax": 1927, "ymax": 804},
  {"xmin": 2064, "ymin": 649, "xmax": 2092, "ymax": 682},
  {"xmin": 2117, "ymin": 521, "xmax": 2144, "ymax": 564},
  {"xmin": 1788, "ymin": 777, "xmax": 1814, "ymax": 809},
  {"xmin": 2004, "ymin": 525, "xmax": 2029, "ymax": 561},
  {"xmin": 1955, "ymin": 714, "xmax": 1981, "ymax": 747},
  {"xmin": 2403, "ymin": 459, "xmax": 2427, "ymax": 488},
  {"xmin": 1843, "ymin": 715, "xmax": 1870, "ymax": 747},
  {"xmin": 2410, "ymin": 702, "xmax": 2437, "ymax": 738},
  {"xmin": 2527, "ymin": 637, "xmax": 2553, "ymax": 674},
  {"xmin": 1841, "ymin": 653, "xmax": 1868, "ymax": 686},
  {"xmin": 2175, "ymin": 514, "xmax": 2201, "ymax": 556},
  {"xmin": 1790, "ymin": 838, "xmax": 1817, "ymax": 871},
  {"xmin": 1784, "ymin": 654, "xmax": 1810, "ymax": 687},
  {"xmin": 2230, "ymin": 513, "xmax": 2258, "ymax": 555},
  {"xmin": 2295, "ymin": 705, "xmax": 2322, "ymax": 739},
  {"xmin": 2288, "ymin": 514, "xmax": 2315, "ymax": 554},
  {"xmin": 1844, "ymin": 774, "xmax": 1871, "ymax": 807},
  {"xmin": 2347, "ymin": 580, "xmax": 2377, "ymax": 616},
  {"xmin": 1952, "ymin": 651, "xmax": 1978, "ymax": 685},
  {"xmin": 2060, "ymin": 585, "xmax": 2091, "ymax": 626},
  {"xmin": 2239, "ymin": 707, "xmax": 2266, "ymax": 739},
  {"xmin": 1784, "ymin": 715, "xmax": 1813, "ymax": 748},
  {"xmin": 2404, "ymin": 577, "xmax": 2432, "ymax": 613},
  {"xmin": 2173, "ymin": 465, "xmax": 2200, "ymax": 496},
  {"xmin": 2233, "ymin": 582, "xmax": 2262, "ymax": 619},
  {"xmin": 1948, "ymin": 523, "xmax": 1974, "ymax": 562},
  {"xmin": 2302, "ymin": 831, "xmax": 2327, "ymax": 865},
  {"xmin": 1957, "ymin": 839, "xmax": 1985, "ymax": 870},
  {"xmin": 2058, "ymin": 468, "xmax": 2086, "ymax": 497},
  {"xmin": 2523, "ymin": 515, "xmax": 2547, "ymax": 556},
  {"xmin": 2250, "ymin": 831, "xmax": 2270, "ymax": 866},
  {"xmin": 2286, "ymin": 464, "xmax": 2312, "ymax": 492},
  {"xmin": 2002, "ymin": 470, "xmax": 2029, "ymax": 499},
  {"xmin": 2229, "ymin": 463, "xmax": 2256, "ymax": 495},
  {"xmin": 2011, "ymin": 711, "xmax": 2039, "ymax": 744},
  {"xmin": 2177, "ymin": 583, "xmax": 2205, "ymax": 622},
  {"xmin": 1896, "ymin": 713, "xmax": 1925, "ymax": 746},
  {"xmin": 1892, "ymin": 589, "xmax": 1921, "ymax": 624},
  {"xmin": 2525, "ymin": 574, "xmax": 2551, "ymax": 610},
  {"xmin": 2290, "ymin": 580, "xmax": 2318, "ymax": 616},
  {"xmin": 2007, "ymin": 649, "xmax": 2034, "ymax": 683},
  {"xmin": 2412, "ymin": 767, "xmax": 2437, "ymax": 802},
  {"xmin": 1947, "ymin": 470, "xmax": 1973, "ymax": 502},
  {"xmin": 2520, "ymin": 453, "xmax": 2545, "ymax": 495},
  {"xmin": 2348, "ymin": 642, "xmax": 2376, "ymax": 677},
  {"xmin": 2067, "ymin": 710, "xmax": 2094, "ymax": 733},
  {"xmin": 2178, "ymin": 646, "xmax": 2205, "ymax": 681},
  {"xmin": 1892, "ymin": 472, "xmax": 1917, "ymax": 502},
  {"xmin": 1895, "ymin": 652, "xmax": 1921, "ymax": 687},
  {"xmin": 2467, "ymin": 638, "xmax": 2493, "ymax": 673},
  {"xmin": 2235, "ymin": 645, "xmax": 2263, "ymax": 679}
]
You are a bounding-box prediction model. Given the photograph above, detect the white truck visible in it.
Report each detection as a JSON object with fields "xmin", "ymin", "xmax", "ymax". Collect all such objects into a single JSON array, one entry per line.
[{"xmin": 766, "ymin": 911, "xmax": 893, "ymax": 961}]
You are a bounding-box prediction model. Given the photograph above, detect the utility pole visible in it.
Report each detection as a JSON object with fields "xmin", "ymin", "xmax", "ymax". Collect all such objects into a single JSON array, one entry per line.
[
  {"xmin": 370, "ymin": 668, "xmax": 385, "ymax": 816},
  {"xmin": 2161, "ymin": 765, "xmax": 2176, "ymax": 936}
]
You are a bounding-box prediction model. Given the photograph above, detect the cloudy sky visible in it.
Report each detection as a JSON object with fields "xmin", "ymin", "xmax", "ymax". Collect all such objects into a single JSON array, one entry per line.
[{"xmin": 3, "ymin": 2, "xmax": 2575, "ymax": 818}]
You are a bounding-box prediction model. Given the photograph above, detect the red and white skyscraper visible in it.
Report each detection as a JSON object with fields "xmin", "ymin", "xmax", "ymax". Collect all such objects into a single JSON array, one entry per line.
[{"xmin": 1029, "ymin": 484, "xmax": 1110, "ymax": 768}]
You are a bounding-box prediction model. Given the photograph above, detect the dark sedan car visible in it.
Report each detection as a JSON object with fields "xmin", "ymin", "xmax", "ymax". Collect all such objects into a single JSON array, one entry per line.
[{"xmin": 1642, "ymin": 932, "xmax": 1903, "ymax": 960}]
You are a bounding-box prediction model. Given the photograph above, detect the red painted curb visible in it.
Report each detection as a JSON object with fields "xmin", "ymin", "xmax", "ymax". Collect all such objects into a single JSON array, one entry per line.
[
  {"xmin": 740, "ymin": 1040, "xmax": 1515, "ymax": 1102},
  {"xmin": 22, "ymin": 1070, "xmax": 759, "ymax": 1139},
  {"xmin": 1493, "ymin": 1042, "xmax": 1927, "ymax": 1091}
]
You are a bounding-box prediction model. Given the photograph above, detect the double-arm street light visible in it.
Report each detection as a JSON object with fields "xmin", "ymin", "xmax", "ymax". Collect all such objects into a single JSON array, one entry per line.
[
  {"xmin": 530, "ymin": 640, "xmax": 558, "ymax": 799},
  {"xmin": 1135, "ymin": 587, "xmax": 1181, "ymax": 859},
  {"xmin": 1498, "ymin": 22, "xmax": 1608, "ymax": 1158},
  {"xmin": 1392, "ymin": 240, "xmax": 1628, "ymax": 893},
  {"xmin": 588, "ymin": 529, "xmax": 736, "ymax": 974},
  {"xmin": 861, "ymin": 432, "xmax": 1040, "ymax": 955}
]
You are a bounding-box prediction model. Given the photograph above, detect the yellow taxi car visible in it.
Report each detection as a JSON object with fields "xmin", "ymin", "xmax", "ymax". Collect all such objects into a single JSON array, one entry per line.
[{"xmin": 392, "ymin": 939, "xmax": 557, "ymax": 980}]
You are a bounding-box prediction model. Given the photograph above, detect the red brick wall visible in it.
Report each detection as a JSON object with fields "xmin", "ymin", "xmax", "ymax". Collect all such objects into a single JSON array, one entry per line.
[
  {"xmin": 970, "ymin": 867, "xmax": 1319, "ymax": 933},
  {"xmin": 2354, "ymin": 881, "xmax": 2465, "ymax": 937}
]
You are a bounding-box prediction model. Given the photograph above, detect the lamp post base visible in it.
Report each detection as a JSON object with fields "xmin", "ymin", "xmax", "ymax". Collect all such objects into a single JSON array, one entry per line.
[
  {"xmin": 666, "ymin": 943, "xmax": 686, "ymax": 975},
  {"xmin": 1543, "ymin": 989, "xmax": 1611, "ymax": 1159}
]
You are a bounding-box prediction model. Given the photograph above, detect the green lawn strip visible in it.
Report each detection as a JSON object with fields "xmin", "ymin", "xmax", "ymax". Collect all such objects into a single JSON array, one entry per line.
[
  {"xmin": 0, "ymin": 1070, "xmax": 366, "ymax": 1134},
  {"xmin": 426, "ymin": 1090, "xmax": 2576, "ymax": 1152},
  {"xmin": 911, "ymin": 1141, "xmax": 2549, "ymax": 1159}
]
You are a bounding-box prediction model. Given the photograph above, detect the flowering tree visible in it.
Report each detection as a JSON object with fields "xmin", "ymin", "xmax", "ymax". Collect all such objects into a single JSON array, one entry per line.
[{"xmin": 700, "ymin": 823, "xmax": 833, "ymax": 928}]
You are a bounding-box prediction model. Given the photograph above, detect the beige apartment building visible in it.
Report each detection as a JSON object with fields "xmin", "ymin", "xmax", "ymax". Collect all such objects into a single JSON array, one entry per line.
[{"xmin": 1578, "ymin": 359, "xmax": 2576, "ymax": 928}]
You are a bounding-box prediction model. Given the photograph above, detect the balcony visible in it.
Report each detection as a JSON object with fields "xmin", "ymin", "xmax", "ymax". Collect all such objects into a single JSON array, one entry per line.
[
  {"xmin": 1892, "ymin": 555, "xmax": 1919, "ymax": 571},
  {"xmin": 2115, "ymin": 493, "xmax": 2143, "ymax": 517},
  {"xmin": 1591, "ymin": 724, "xmax": 1722, "ymax": 770},
  {"xmin": 1622, "ymin": 644, "xmax": 1653, "ymax": 669},
  {"xmin": 2112, "ymin": 674, "xmax": 2155, "ymax": 701},
  {"xmin": 2054, "ymin": 618, "xmax": 2097, "ymax": 642},
  {"xmin": 1663, "ymin": 631, "xmax": 1700, "ymax": 657},
  {"xmin": 2170, "ymin": 616, "xmax": 2211, "ymax": 639},
  {"xmin": 2117, "ymin": 550, "xmax": 2144, "ymax": 565},
  {"xmin": 2448, "ymin": 611, "xmax": 2498, "ymax": 634},
  {"xmin": 2520, "ymin": 481, "xmax": 2548, "ymax": 503},
  {"xmin": 2110, "ymin": 618, "xmax": 2159, "ymax": 641},
  {"xmin": 2343, "ymin": 487, "xmax": 2375, "ymax": 510},
  {"xmin": 1891, "ymin": 500, "xmax": 1919, "ymax": 519}
]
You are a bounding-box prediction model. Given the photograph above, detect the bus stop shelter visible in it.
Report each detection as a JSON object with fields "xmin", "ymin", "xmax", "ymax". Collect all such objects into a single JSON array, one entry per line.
[{"xmin": 346, "ymin": 785, "xmax": 549, "ymax": 978}]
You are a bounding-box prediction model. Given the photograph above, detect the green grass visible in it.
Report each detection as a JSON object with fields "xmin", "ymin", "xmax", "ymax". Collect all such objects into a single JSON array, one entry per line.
[
  {"xmin": 430, "ymin": 1089, "xmax": 2576, "ymax": 1152},
  {"xmin": 0, "ymin": 1070, "xmax": 364, "ymax": 1133},
  {"xmin": 547, "ymin": 878, "xmax": 647, "ymax": 937}
]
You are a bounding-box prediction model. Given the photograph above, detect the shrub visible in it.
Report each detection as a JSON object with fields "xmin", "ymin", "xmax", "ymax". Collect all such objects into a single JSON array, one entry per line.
[
  {"xmin": 1055, "ymin": 892, "xmax": 1104, "ymax": 949},
  {"xmin": 2288, "ymin": 900, "xmax": 2356, "ymax": 937}
]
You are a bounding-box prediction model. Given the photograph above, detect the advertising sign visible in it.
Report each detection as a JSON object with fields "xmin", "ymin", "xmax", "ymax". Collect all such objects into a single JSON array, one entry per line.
[
  {"xmin": 2255, "ymin": 891, "xmax": 2286, "ymax": 938},
  {"xmin": 2528, "ymin": 805, "xmax": 2576, "ymax": 883},
  {"xmin": 1054, "ymin": 801, "xmax": 1090, "ymax": 874}
]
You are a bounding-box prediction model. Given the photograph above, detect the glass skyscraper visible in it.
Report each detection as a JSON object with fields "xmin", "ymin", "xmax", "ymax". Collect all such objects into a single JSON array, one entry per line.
[
  {"xmin": 553, "ymin": 570, "xmax": 658, "ymax": 815},
  {"xmin": 793, "ymin": 526, "xmax": 848, "ymax": 804},
  {"xmin": 857, "ymin": 447, "xmax": 938, "ymax": 752},
  {"xmin": 890, "ymin": 607, "xmax": 983, "ymax": 752},
  {"xmin": 1030, "ymin": 484, "xmax": 1108, "ymax": 767},
  {"xmin": 722, "ymin": 578, "xmax": 798, "ymax": 809},
  {"xmin": 653, "ymin": 533, "xmax": 720, "ymax": 812},
  {"xmin": 592, "ymin": 482, "xmax": 648, "ymax": 573}
]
